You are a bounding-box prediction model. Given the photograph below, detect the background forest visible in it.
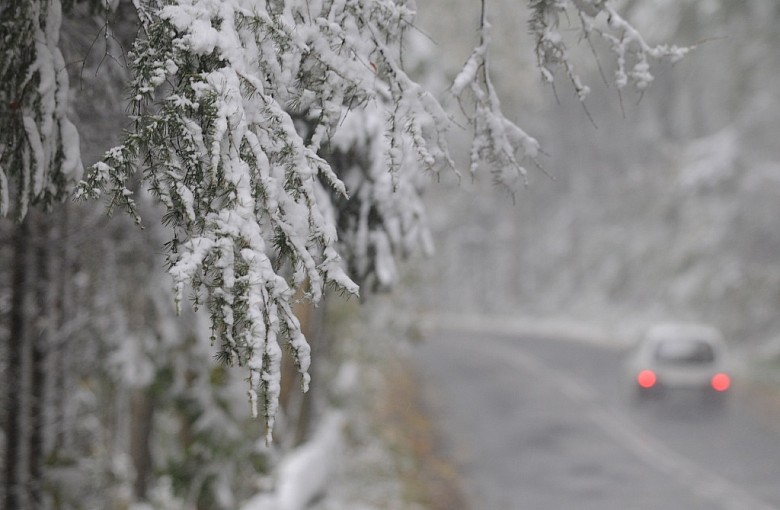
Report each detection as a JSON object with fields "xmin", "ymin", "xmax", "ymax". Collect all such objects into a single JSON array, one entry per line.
[{"xmin": 419, "ymin": 0, "xmax": 780, "ymax": 349}]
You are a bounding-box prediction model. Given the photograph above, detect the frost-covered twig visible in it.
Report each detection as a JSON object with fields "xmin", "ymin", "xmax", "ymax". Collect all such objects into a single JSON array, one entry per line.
[
  {"xmin": 450, "ymin": 2, "xmax": 540, "ymax": 199},
  {"xmin": 529, "ymin": 0, "xmax": 691, "ymax": 97}
]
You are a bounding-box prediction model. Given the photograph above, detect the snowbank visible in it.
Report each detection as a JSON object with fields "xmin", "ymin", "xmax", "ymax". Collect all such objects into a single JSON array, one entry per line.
[
  {"xmin": 241, "ymin": 412, "xmax": 345, "ymax": 510},
  {"xmin": 417, "ymin": 313, "xmax": 631, "ymax": 348}
]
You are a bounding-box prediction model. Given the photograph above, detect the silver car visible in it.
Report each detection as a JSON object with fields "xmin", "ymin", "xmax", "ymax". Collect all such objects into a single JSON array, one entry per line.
[{"xmin": 626, "ymin": 323, "xmax": 731, "ymax": 405}]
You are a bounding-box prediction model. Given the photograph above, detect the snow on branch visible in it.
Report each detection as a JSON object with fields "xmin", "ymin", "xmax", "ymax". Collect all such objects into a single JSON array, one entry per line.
[
  {"xmin": 0, "ymin": 0, "xmax": 83, "ymax": 219},
  {"xmin": 529, "ymin": 0, "xmax": 691, "ymax": 96},
  {"xmin": 442, "ymin": 0, "xmax": 692, "ymax": 194},
  {"xmin": 75, "ymin": 0, "xmax": 451, "ymax": 441},
  {"xmin": 450, "ymin": 17, "xmax": 540, "ymax": 199},
  {"xmin": 323, "ymin": 100, "xmax": 435, "ymax": 293}
]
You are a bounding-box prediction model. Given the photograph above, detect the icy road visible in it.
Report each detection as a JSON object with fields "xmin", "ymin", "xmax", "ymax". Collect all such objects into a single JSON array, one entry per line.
[{"xmin": 414, "ymin": 327, "xmax": 780, "ymax": 510}]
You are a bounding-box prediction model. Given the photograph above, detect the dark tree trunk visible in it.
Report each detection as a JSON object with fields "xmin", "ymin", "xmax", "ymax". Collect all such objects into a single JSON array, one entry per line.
[
  {"xmin": 52, "ymin": 205, "xmax": 72, "ymax": 454},
  {"xmin": 29, "ymin": 212, "xmax": 51, "ymax": 507},
  {"xmin": 129, "ymin": 391, "xmax": 155, "ymax": 500},
  {"xmin": 4, "ymin": 218, "xmax": 30, "ymax": 510}
]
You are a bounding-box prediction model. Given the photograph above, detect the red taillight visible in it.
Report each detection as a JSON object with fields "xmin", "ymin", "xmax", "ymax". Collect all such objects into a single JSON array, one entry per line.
[
  {"xmin": 711, "ymin": 373, "xmax": 731, "ymax": 392},
  {"xmin": 637, "ymin": 369, "xmax": 657, "ymax": 388}
]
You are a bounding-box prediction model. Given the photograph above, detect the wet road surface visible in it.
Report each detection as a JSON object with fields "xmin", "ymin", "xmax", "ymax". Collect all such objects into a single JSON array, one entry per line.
[{"xmin": 414, "ymin": 328, "xmax": 780, "ymax": 510}]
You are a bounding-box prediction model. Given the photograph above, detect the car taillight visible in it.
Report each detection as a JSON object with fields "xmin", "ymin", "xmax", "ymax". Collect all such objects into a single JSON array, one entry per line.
[
  {"xmin": 637, "ymin": 369, "xmax": 657, "ymax": 388},
  {"xmin": 711, "ymin": 373, "xmax": 731, "ymax": 392}
]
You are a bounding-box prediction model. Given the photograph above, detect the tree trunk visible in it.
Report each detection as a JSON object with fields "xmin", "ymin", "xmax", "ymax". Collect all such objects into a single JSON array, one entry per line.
[
  {"xmin": 129, "ymin": 390, "xmax": 155, "ymax": 501},
  {"xmin": 293, "ymin": 299, "xmax": 326, "ymax": 447},
  {"xmin": 52, "ymin": 205, "xmax": 70, "ymax": 454},
  {"xmin": 279, "ymin": 284, "xmax": 324, "ymax": 447},
  {"xmin": 29, "ymin": 212, "xmax": 51, "ymax": 507},
  {"xmin": 4, "ymin": 218, "xmax": 30, "ymax": 510}
]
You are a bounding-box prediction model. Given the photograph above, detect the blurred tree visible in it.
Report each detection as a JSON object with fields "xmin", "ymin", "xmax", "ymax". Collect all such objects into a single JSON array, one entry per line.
[{"xmin": 423, "ymin": 0, "xmax": 780, "ymax": 347}]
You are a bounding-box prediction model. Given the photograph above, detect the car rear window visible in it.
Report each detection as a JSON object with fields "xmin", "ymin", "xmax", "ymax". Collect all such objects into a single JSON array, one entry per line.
[{"xmin": 654, "ymin": 340, "xmax": 716, "ymax": 364}]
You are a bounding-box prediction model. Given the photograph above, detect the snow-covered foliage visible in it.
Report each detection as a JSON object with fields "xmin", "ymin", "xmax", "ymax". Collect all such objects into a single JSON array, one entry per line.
[
  {"xmin": 451, "ymin": 16, "xmax": 540, "ymax": 197},
  {"xmin": 2, "ymin": 0, "xmax": 688, "ymax": 439},
  {"xmin": 35, "ymin": 195, "xmax": 276, "ymax": 509},
  {"xmin": 529, "ymin": 0, "xmax": 690, "ymax": 98},
  {"xmin": 72, "ymin": 0, "xmax": 486, "ymax": 437},
  {"xmin": 323, "ymin": 102, "xmax": 434, "ymax": 292},
  {"xmin": 0, "ymin": 0, "xmax": 83, "ymax": 219}
]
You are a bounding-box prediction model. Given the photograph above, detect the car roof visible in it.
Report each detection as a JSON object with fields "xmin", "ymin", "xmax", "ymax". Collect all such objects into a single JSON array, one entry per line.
[{"xmin": 642, "ymin": 323, "xmax": 724, "ymax": 345}]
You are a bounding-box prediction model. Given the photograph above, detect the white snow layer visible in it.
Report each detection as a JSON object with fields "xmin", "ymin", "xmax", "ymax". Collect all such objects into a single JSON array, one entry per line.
[{"xmin": 241, "ymin": 412, "xmax": 345, "ymax": 510}]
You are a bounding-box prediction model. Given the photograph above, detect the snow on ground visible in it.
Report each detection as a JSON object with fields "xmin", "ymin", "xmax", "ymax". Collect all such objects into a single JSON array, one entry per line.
[
  {"xmin": 417, "ymin": 312, "xmax": 627, "ymax": 348},
  {"xmin": 239, "ymin": 364, "xmax": 413, "ymax": 510},
  {"xmin": 241, "ymin": 412, "xmax": 346, "ymax": 510}
]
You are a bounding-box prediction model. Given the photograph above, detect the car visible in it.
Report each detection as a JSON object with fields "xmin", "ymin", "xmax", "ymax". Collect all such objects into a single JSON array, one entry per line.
[{"xmin": 625, "ymin": 323, "xmax": 731, "ymax": 407}]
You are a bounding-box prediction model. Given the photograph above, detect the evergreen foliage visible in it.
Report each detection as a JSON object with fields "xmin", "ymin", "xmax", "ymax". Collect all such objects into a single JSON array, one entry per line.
[{"xmin": 0, "ymin": 0, "xmax": 83, "ymax": 219}]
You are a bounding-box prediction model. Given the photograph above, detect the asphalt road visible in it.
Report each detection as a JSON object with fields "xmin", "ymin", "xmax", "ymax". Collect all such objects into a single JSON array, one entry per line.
[{"xmin": 413, "ymin": 328, "xmax": 780, "ymax": 510}]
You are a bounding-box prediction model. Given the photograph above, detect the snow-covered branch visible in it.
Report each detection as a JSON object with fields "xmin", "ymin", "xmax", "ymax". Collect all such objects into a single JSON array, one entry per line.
[
  {"xmin": 529, "ymin": 0, "xmax": 690, "ymax": 95},
  {"xmin": 0, "ymin": 0, "xmax": 83, "ymax": 219},
  {"xmin": 450, "ymin": 17, "xmax": 540, "ymax": 198},
  {"xmin": 75, "ymin": 0, "xmax": 455, "ymax": 439}
]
